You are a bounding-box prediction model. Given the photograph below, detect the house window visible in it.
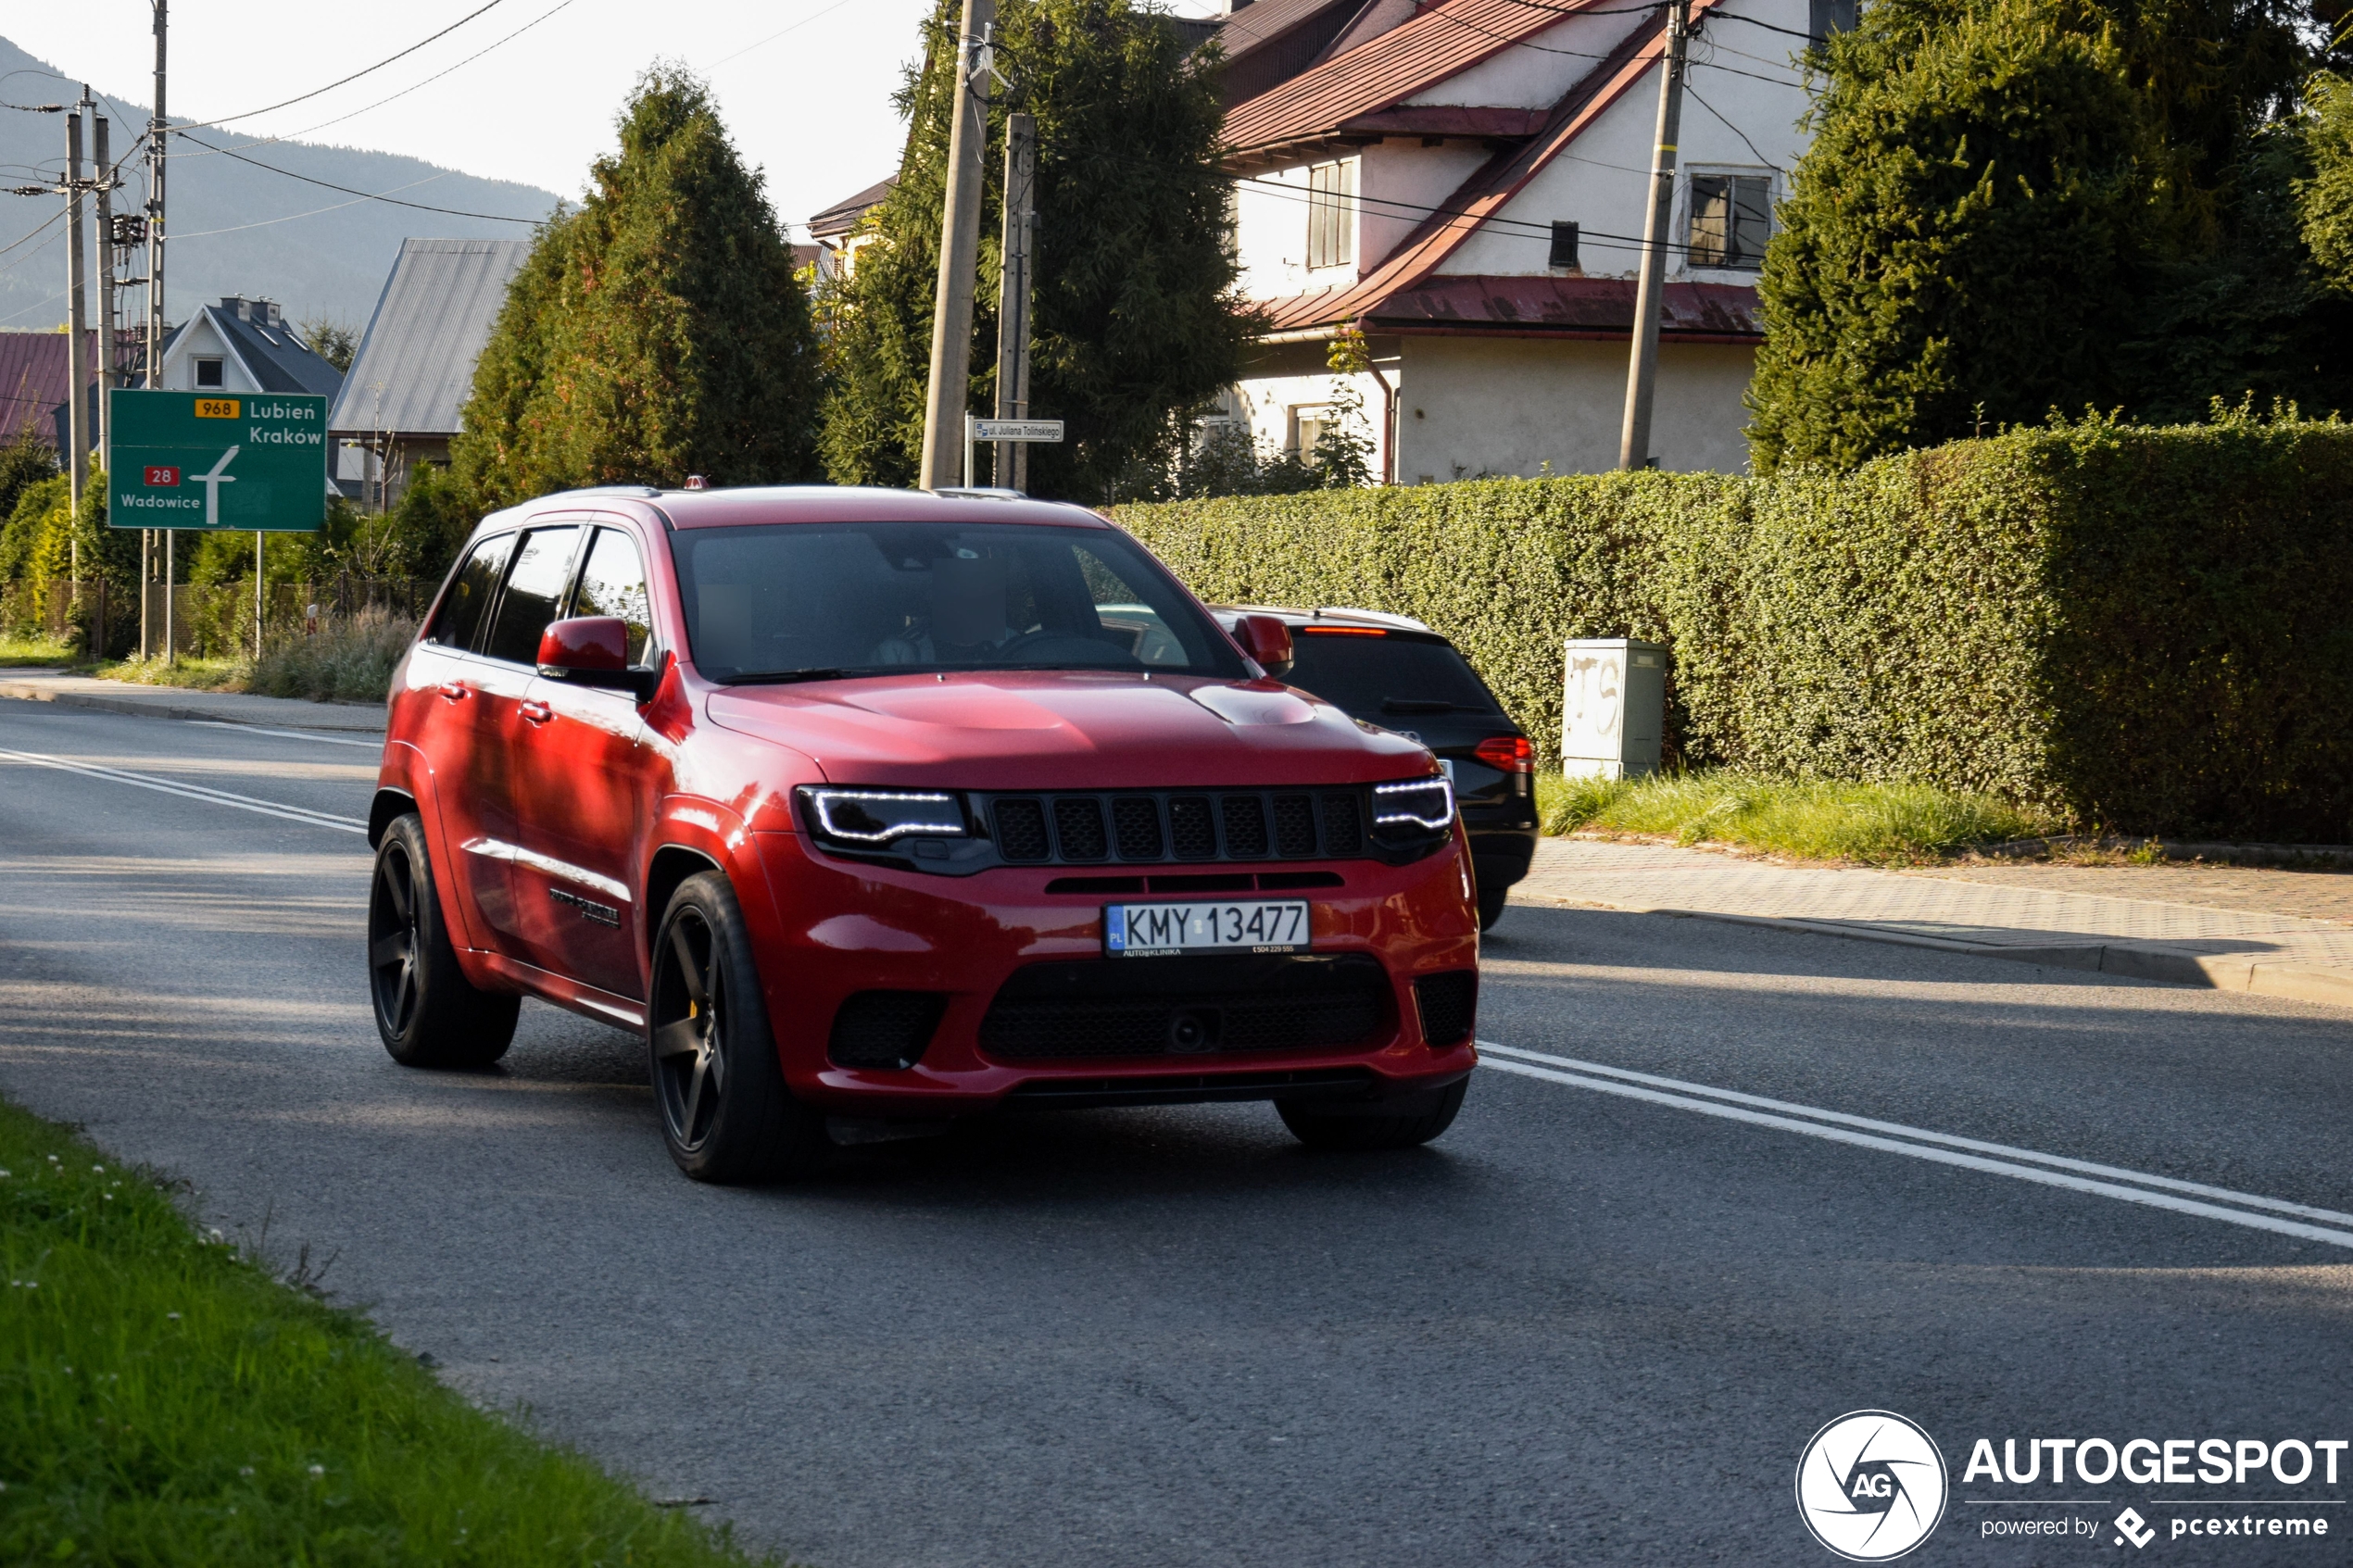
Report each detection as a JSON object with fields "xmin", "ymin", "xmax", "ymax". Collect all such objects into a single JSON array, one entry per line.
[
  {"xmin": 1290, "ymin": 406, "xmax": 1336, "ymax": 457},
  {"xmin": 1306, "ymin": 159, "xmax": 1355, "ymax": 271},
  {"xmin": 194, "ymin": 357, "xmax": 224, "ymax": 388},
  {"xmin": 1549, "ymin": 221, "xmax": 1580, "ymax": 270},
  {"xmin": 1687, "ymin": 174, "xmax": 1773, "ymax": 270}
]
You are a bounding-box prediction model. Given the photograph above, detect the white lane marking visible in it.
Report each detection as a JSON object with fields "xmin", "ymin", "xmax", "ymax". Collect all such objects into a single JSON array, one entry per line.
[
  {"xmin": 1479, "ymin": 1041, "xmax": 2353, "ymax": 1229},
  {"xmin": 186, "ymin": 720, "xmax": 383, "ymax": 750},
  {"xmin": 0, "ymin": 746, "xmax": 369, "ymax": 835},
  {"xmin": 1475, "ymin": 1048, "xmax": 2353, "ymax": 1251}
]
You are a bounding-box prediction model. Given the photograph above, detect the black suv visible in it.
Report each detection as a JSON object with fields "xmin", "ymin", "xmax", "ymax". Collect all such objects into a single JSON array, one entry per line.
[{"xmin": 1213, "ymin": 605, "xmax": 1538, "ymax": 929}]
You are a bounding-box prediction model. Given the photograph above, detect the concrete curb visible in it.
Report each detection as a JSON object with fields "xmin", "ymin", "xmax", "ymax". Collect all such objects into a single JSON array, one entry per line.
[
  {"xmin": 1510, "ymin": 893, "xmax": 2353, "ymax": 1012},
  {"xmin": 0, "ymin": 681, "xmax": 388, "ymax": 734}
]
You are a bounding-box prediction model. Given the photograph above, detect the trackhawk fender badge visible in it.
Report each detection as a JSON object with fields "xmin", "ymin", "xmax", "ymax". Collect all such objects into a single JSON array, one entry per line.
[{"xmin": 549, "ymin": 886, "xmax": 623, "ymax": 929}]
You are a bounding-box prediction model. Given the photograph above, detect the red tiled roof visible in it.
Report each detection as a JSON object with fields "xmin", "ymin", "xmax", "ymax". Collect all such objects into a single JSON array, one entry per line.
[
  {"xmin": 1337, "ymin": 105, "xmax": 1553, "ymax": 138},
  {"xmin": 1254, "ymin": 1, "xmax": 1728, "ymax": 334},
  {"xmin": 1365, "ymin": 274, "xmax": 1763, "ymax": 338},
  {"xmin": 1224, "ymin": 0, "xmax": 1616, "ymax": 156}
]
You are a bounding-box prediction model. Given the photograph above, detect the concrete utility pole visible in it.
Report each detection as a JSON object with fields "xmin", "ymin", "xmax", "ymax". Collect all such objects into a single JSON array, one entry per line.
[
  {"xmin": 993, "ymin": 110, "xmax": 1036, "ymax": 492},
  {"xmin": 93, "ymin": 113, "xmax": 116, "ymax": 469},
  {"xmin": 1617, "ymin": 0, "xmax": 1691, "ymax": 471},
  {"xmin": 65, "ymin": 98, "xmax": 91, "ymax": 576},
  {"xmin": 148, "ymin": 0, "xmax": 169, "ymax": 661},
  {"xmin": 918, "ymin": 0, "xmax": 996, "ymax": 491}
]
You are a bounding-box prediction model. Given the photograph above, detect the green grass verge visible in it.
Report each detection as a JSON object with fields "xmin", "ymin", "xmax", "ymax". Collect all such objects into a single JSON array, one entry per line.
[
  {"xmin": 246, "ymin": 615, "xmax": 415, "ymax": 705},
  {"xmin": 0, "ymin": 1098, "xmax": 781, "ymax": 1566},
  {"xmin": 0, "ymin": 636, "xmax": 73, "ymax": 668},
  {"xmin": 87, "ymin": 657, "xmax": 248, "ymax": 692},
  {"xmin": 1536, "ymin": 769, "xmax": 2059, "ymax": 864}
]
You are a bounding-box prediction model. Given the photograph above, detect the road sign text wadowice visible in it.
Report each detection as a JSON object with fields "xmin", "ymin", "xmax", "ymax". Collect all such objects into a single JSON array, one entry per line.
[{"xmin": 107, "ymin": 389, "xmax": 328, "ymax": 533}]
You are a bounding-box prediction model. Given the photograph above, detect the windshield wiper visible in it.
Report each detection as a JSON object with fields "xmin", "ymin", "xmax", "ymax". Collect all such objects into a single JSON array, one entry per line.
[
  {"xmin": 725, "ymin": 668, "xmax": 858, "ymax": 685},
  {"xmin": 1381, "ymin": 698, "xmax": 1460, "ymax": 715}
]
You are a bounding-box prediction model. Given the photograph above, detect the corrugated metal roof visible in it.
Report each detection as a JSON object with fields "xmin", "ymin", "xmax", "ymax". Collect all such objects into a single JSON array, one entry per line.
[
  {"xmin": 328, "ymin": 238, "xmax": 530, "ymax": 437},
  {"xmin": 1224, "ymin": 0, "xmax": 1599, "ymax": 155}
]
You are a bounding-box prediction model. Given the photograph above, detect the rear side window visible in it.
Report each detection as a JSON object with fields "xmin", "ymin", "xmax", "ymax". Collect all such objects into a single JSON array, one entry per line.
[
  {"xmin": 431, "ymin": 533, "xmax": 514, "ymax": 652},
  {"xmin": 1282, "ymin": 632, "xmax": 1503, "ymax": 719},
  {"xmin": 571, "ymin": 528, "xmax": 654, "ymax": 666},
  {"xmin": 482, "ymin": 526, "xmax": 583, "ymax": 665}
]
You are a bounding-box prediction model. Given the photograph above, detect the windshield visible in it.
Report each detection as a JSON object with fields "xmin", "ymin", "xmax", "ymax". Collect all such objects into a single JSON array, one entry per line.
[{"xmin": 670, "ymin": 521, "xmax": 1246, "ymax": 684}]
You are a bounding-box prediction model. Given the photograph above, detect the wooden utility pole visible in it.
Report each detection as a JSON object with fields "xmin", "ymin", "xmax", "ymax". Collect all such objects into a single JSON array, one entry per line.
[
  {"xmin": 65, "ymin": 98, "xmax": 91, "ymax": 542},
  {"xmin": 993, "ymin": 111, "xmax": 1036, "ymax": 491},
  {"xmin": 1617, "ymin": 0, "xmax": 1691, "ymax": 471},
  {"xmin": 918, "ymin": 0, "xmax": 996, "ymax": 490}
]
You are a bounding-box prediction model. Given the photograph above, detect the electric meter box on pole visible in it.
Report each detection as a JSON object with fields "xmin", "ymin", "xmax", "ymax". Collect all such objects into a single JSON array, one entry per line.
[{"xmin": 107, "ymin": 389, "xmax": 329, "ymax": 533}]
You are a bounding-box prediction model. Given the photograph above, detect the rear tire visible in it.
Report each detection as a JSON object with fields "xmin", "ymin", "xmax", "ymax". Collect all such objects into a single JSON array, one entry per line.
[
  {"xmin": 368, "ymin": 814, "xmax": 519, "ymax": 1069},
  {"xmin": 1277, "ymin": 1077, "xmax": 1468, "ymax": 1151},
  {"xmin": 648, "ymin": 872, "xmax": 829, "ymax": 1183}
]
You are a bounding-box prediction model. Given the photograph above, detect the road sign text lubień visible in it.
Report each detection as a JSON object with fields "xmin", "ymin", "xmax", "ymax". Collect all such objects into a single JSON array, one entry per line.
[{"xmin": 107, "ymin": 389, "xmax": 328, "ymax": 532}]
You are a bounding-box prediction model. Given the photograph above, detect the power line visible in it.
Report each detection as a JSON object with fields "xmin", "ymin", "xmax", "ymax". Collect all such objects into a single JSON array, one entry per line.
[
  {"xmin": 168, "ymin": 0, "xmax": 511, "ymax": 133},
  {"xmin": 1683, "ymin": 79, "xmax": 1775, "ymax": 165},
  {"xmin": 173, "ymin": 0, "xmax": 581, "ymax": 163},
  {"xmin": 707, "ymin": 0, "xmax": 864, "ymax": 70},
  {"xmin": 170, "ymin": 173, "xmax": 454, "ymax": 238},
  {"xmin": 174, "ymin": 132, "xmax": 545, "ymax": 223}
]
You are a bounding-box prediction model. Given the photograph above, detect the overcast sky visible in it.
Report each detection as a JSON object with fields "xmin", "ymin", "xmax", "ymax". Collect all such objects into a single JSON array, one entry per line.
[{"xmin": 6, "ymin": 0, "xmax": 1232, "ymax": 235}]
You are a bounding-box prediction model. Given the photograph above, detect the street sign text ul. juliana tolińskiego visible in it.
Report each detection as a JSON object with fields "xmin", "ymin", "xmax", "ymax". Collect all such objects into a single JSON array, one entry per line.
[{"xmin": 106, "ymin": 389, "xmax": 328, "ymax": 532}]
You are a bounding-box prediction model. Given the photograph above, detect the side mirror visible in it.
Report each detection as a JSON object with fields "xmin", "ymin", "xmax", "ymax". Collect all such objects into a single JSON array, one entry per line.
[
  {"xmin": 1233, "ymin": 613, "xmax": 1294, "ymax": 680},
  {"xmin": 538, "ymin": 617, "xmax": 660, "ymax": 703}
]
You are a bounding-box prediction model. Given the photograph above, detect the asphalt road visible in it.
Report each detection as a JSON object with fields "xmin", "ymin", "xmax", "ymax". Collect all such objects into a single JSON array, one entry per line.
[{"xmin": 3, "ymin": 696, "xmax": 2350, "ymax": 1567}]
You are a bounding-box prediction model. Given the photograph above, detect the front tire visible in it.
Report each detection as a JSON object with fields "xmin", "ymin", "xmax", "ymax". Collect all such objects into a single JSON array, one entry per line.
[
  {"xmin": 1477, "ymin": 881, "xmax": 1510, "ymax": 932},
  {"xmin": 368, "ymin": 814, "xmax": 519, "ymax": 1068},
  {"xmin": 648, "ymin": 872, "xmax": 829, "ymax": 1183},
  {"xmin": 1277, "ymin": 1077, "xmax": 1468, "ymax": 1151}
]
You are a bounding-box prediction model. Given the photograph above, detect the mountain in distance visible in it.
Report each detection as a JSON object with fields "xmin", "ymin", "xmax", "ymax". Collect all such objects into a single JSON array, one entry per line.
[{"xmin": 0, "ymin": 34, "xmax": 560, "ymax": 337}]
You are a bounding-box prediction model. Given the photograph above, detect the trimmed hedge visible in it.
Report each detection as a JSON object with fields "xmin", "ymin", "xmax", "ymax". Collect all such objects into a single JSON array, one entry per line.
[{"xmin": 1113, "ymin": 420, "xmax": 2353, "ymax": 840}]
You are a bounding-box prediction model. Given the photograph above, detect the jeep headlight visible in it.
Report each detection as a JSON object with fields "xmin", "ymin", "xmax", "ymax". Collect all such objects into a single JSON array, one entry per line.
[
  {"xmin": 1371, "ymin": 776, "xmax": 1456, "ymax": 839},
  {"xmin": 800, "ymin": 786, "xmax": 970, "ymax": 847}
]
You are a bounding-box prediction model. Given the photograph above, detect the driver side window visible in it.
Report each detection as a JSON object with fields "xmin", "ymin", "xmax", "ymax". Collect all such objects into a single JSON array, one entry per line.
[{"xmin": 482, "ymin": 526, "xmax": 583, "ymax": 666}]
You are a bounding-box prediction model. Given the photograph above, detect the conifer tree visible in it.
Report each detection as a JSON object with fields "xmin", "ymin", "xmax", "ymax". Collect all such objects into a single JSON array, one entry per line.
[
  {"xmin": 453, "ymin": 68, "xmax": 821, "ymax": 508},
  {"xmin": 819, "ymin": 0, "xmax": 1250, "ymax": 499}
]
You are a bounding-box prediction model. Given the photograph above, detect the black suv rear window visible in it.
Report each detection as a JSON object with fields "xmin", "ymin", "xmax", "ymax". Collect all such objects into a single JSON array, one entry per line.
[{"xmin": 1283, "ymin": 632, "xmax": 1502, "ymax": 719}]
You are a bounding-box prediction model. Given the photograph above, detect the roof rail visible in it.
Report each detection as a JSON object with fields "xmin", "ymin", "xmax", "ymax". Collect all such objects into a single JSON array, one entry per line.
[{"xmin": 927, "ymin": 486, "xmax": 1029, "ymax": 501}]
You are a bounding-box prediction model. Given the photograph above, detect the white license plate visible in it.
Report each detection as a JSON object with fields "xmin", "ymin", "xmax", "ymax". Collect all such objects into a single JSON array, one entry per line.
[{"xmin": 1104, "ymin": 899, "xmax": 1310, "ymax": 957}]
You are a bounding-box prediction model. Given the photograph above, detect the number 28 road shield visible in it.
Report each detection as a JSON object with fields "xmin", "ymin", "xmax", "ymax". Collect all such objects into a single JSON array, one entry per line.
[{"xmin": 107, "ymin": 389, "xmax": 329, "ymax": 533}]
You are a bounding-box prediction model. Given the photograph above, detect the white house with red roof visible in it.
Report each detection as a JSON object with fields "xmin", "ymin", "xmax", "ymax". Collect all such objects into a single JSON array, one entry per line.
[{"xmin": 1209, "ymin": 0, "xmax": 1834, "ymax": 480}]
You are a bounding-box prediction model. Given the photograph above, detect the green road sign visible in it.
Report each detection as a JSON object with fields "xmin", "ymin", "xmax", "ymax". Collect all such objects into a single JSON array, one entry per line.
[{"xmin": 107, "ymin": 389, "xmax": 329, "ymax": 533}]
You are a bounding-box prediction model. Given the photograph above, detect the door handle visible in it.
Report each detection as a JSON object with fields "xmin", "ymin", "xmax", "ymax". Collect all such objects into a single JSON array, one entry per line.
[
  {"xmin": 520, "ymin": 700, "xmax": 554, "ymax": 726},
  {"xmin": 437, "ymin": 683, "xmax": 470, "ymax": 703}
]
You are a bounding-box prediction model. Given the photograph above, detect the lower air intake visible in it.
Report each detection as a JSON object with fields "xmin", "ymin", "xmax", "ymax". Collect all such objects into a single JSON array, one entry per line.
[
  {"xmin": 980, "ymin": 954, "xmax": 1390, "ymax": 1061},
  {"xmin": 1413, "ymin": 970, "xmax": 1478, "ymax": 1047},
  {"xmin": 828, "ymin": 990, "xmax": 947, "ymax": 1070}
]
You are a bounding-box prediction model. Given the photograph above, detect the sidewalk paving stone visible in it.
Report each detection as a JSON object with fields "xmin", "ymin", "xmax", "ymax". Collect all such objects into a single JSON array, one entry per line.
[
  {"xmin": 0, "ymin": 672, "xmax": 387, "ymax": 734},
  {"xmin": 1511, "ymin": 836, "xmax": 2353, "ymax": 1012}
]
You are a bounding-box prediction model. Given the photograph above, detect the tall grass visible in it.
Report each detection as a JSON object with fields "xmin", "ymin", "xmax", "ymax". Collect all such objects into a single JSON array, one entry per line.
[
  {"xmin": 246, "ymin": 610, "xmax": 415, "ymax": 704},
  {"xmin": 1537, "ymin": 769, "xmax": 2058, "ymax": 864},
  {"xmin": 0, "ymin": 1098, "xmax": 781, "ymax": 1567}
]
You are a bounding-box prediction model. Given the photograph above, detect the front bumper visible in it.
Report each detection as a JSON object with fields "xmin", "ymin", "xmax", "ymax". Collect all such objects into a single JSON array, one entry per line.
[{"xmin": 741, "ymin": 830, "xmax": 1481, "ymax": 1115}]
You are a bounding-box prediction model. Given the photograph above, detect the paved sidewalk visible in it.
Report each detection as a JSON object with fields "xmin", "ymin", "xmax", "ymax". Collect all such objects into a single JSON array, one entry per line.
[
  {"xmin": 0, "ymin": 671, "xmax": 386, "ymax": 733},
  {"xmin": 1512, "ymin": 836, "xmax": 2353, "ymax": 1010}
]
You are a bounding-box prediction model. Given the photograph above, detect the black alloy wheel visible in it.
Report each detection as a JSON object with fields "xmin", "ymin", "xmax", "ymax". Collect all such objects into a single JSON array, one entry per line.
[
  {"xmin": 367, "ymin": 813, "xmax": 519, "ymax": 1068},
  {"xmin": 647, "ymin": 871, "xmax": 828, "ymax": 1183}
]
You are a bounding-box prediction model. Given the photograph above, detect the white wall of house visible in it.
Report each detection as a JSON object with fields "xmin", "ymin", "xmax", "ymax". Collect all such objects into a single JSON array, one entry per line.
[
  {"xmin": 1358, "ymin": 141, "xmax": 1494, "ymax": 279},
  {"xmin": 1224, "ymin": 347, "xmax": 1399, "ymax": 480},
  {"xmin": 1402, "ymin": 13, "xmax": 1650, "ymax": 109},
  {"xmin": 157, "ymin": 312, "xmax": 260, "ymax": 393},
  {"xmin": 1397, "ymin": 336, "xmax": 1755, "ymax": 478}
]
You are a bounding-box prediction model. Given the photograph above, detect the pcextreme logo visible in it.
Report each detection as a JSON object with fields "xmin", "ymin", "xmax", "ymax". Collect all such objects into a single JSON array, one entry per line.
[{"xmin": 1796, "ymin": 1411, "xmax": 1951, "ymax": 1562}]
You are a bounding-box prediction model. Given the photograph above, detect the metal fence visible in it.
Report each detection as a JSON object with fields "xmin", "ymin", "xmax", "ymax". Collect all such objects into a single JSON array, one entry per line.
[{"xmin": 0, "ymin": 575, "xmax": 436, "ymax": 661}]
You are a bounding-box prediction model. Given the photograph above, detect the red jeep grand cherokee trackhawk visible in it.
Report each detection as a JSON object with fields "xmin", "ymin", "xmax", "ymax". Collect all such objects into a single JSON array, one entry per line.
[{"xmin": 367, "ymin": 486, "xmax": 1478, "ymax": 1181}]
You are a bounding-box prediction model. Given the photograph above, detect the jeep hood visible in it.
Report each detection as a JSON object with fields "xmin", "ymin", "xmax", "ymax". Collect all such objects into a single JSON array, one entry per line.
[{"xmin": 703, "ymin": 670, "xmax": 1431, "ymax": 789}]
